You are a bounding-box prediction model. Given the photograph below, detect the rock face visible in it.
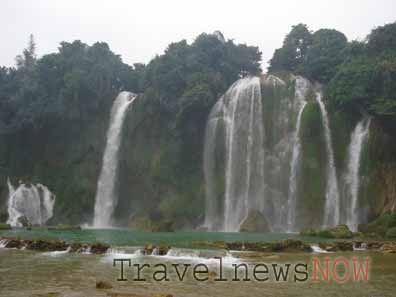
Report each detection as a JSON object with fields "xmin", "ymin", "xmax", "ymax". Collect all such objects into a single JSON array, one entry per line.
[
  {"xmin": 239, "ymin": 210, "xmax": 269, "ymax": 232},
  {"xmin": 358, "ymin": 212, "xmax": 396, "ymax": 237},
  {"xmin": 1, "ymin": 71, "xmax": 396, "ymax": 230}
]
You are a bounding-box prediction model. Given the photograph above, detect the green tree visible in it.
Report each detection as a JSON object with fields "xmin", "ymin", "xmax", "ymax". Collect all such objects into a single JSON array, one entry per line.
[
  {"xmin": 304, "ymin": 29, "xmax": 348, "ymax": 83},
  {"xmin": 268, "ymin": 24, "xmax": 312, "ymax": 72}
]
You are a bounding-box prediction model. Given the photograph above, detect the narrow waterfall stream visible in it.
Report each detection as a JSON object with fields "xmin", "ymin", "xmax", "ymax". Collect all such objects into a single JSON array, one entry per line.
[
  {"xmin": 345, "ymin": 118, "xmax": 371, "ymax": 231},
  {"xmin": 93, "ymin": 92, "xmax": 136, "ymax": 227},
  {"xmin": 286, "ymin": 77, "xmax": 310, "ymax": 231},
  {"xmin": 315, "ymin": 92, "xmax": 340, "ymax": 228},
  {"xmin": 204, "ymin": 76, "xmax": 265, "ymax": 232}
]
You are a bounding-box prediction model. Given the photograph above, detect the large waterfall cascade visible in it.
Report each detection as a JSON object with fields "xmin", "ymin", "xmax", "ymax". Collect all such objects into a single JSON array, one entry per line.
[
  {"xmin": 7, "ymin": 179, "xmax": 56, "ymax": 227},
  {"xmin": 286, "ymin": 77, "xmax": 310, "ymax": 231},
  {"xmin": 93, "ymin": 92, "xmax": 137, "ymax": 228},
  {"xmin": 345, "ymin": 118, "xmax": 371, "ymax": 231},
  {"xmin": 315, "ymin": 92, "xmax": 340, "ymax": 228},
  {"xmin": 204, "ymin": 76, "xmax": 265, "ymax": 232},
  {"xmin": 204, "ymin": 75, "xmax": 371, "ymax": 232}
]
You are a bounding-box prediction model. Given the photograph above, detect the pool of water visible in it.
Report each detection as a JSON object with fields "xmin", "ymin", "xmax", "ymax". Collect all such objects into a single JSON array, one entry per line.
[
  {"xmin": 0, "ymin": 228, "xmax": 330, "ymax": 247},
  {"xmin": 0, "ymin": 229, "xmax": 395, "ymax": 297}
]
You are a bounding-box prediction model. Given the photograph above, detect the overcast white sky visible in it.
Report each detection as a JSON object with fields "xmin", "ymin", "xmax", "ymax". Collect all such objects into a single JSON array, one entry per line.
[{"xmin": 1, "ymin": 0, "xmax": 395, "ymax": 70}]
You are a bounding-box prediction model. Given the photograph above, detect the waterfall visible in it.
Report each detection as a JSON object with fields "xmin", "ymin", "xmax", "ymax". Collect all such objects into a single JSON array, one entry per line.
[
  {"xmin": 286, "ymin": 77, "xmax": 309, "ymax": 231},
  {"xmin": 93, "ymin": 92, "xmax": 136, "ymax": 228},
  {"xmin": 345, "ymin": 118, "xmax": 371, "ymax": 231},
  {"xmin": 315, "ymin": 92, "xmax": 340, "ymax": 227},
  {"xmin": 204, "ymin": 76, "xmax": 265, "ymax": 232},
  {"xmin": 203, "ymin": 100, "xmax": 224, "ymax": 230},
  {"xmin": 7, "ymin": 179, "xmax": 56, "ymax": 227}
]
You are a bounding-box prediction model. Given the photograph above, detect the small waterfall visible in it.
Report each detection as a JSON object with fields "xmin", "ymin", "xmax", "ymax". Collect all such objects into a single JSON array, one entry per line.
[
  {"xmin": 93, "ymin": 92, "xmax": 136, "ymax": 228},
  {"xmin": 7, "ymin": 179, "xmax": 56, "ymax": 227},
  {"xmin": 286, "ymin": 77, "xmax": 310, "ymax": 231},
  {"xmin": 345, "ymin": 118, "xmax": 371, "ymax": 231},
  {"xmin": 204, "ymin": 76, "xmax": 265, "ymax": 232},
  {"xmin": 315, "ymin": 92, "xmax": 340, "ymax": 227},
  {"xmin": 203, "ymin": 100, "xmax": 224, "ymax": 230}
]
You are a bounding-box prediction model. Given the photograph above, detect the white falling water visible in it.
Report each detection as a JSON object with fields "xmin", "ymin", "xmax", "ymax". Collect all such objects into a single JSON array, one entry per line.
[
  {"xmin": 7, "ymin": 179, "xmax": 56, "ymax": 227},
  {"xmin": 204, "ymin": 76, "xmax": 265, "ymax": 232},
  {"xmin": 203, "ymin": 100, "xmax": 224, "ymax": 231},
  {"xmin": 286, "ymin": 77, "xmax": 310, "ymax": 231},
  {"xmin": 315, "ymin": 92, "xmax": 340, "ymax": 227},
  {"xmin": 93, "ymin": 92, "xmax": 136, "ymax": 228},
  {"xmin": 345, "ymin": 118, "xmax": 371, "ymax": 231}
]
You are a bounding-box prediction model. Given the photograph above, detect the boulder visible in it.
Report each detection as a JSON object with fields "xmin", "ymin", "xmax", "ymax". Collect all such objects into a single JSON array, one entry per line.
[
  {"xmin": 90, "ymin": 242, "xmax": 110, "ymax": 254},
  {"xmin": 304, "ymin": 224, "xmax": 353, "ymax": 239},
  {"xmin": 96, "ymin": 280, "xmax": 112, "ymax": 289},
  {"xmin": 318, "ymin": 241, "xmax": 353, "ymax": 252},
  {"xmin": 17, "ymin": 215, "xmax": 30, "ymax": 227},
  {"xmin": 239, "ymin": 210, "xmax": 269, "ymax": 232}
]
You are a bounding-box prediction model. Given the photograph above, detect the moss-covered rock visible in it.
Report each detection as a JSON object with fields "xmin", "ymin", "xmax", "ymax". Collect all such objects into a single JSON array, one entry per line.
[
  {"xmin": 0, "ymin": 223, "xmax": 11, "ymax": 230},
  {"xmin": 358, "ymin": 212, "xmax": 396, "ymax": 237},
  {"xmin": 225, "ymin": 239, "xmax": 312, "ymax": 252},
  {"xmin": 300, "ymin": 224, "xmax": 353, "ymax": 238},
  {"xmin": 296, "ymin": 100, "xmax": 327, "ymax": 229},
  {"xmin": 386, "ymin": 227, "xmax": 396, "ymax": 238},
  {"xmin": 239, "ymin": 210, "xmax": 269, "ymax": 232},
  {"xmin": 318, "ymin": 241, "xmax": 353, "ymax": 252},
  {"xmin": 128, "ymin": 216, "xmax": 175, "ymax": 232}
]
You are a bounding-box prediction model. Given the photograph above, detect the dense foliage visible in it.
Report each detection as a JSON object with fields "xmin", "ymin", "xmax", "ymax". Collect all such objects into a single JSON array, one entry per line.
[
  {"xmin": 0, "ymin": 32, "xmax": 262, "ymax": 224},
  {"xmin": 329, "ymin": 23, "xmax": 396, "ymax": 116},
  {"xmin": 0, "ymin": 37, "xmax": 141, "ymax": 135},
  {"xmin": 269, "ymin": 21, "xmax": 396, "ymax": 117}
]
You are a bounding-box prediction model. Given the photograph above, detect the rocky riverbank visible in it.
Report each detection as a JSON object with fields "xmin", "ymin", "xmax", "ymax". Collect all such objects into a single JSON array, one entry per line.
[
  {"xmin": 0, "ymin": 237, "xmax": 109, "ymax": 254},
  {"xmin": 1, "ymin": 236, "xmax": 396, "ymax": 255}
]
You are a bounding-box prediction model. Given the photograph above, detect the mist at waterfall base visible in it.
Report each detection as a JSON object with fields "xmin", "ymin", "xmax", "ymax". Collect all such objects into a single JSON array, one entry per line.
[
  {"xmin": 6, "ymin": 179, "xmax": 55, "ymax": 227},
  {"xmin": 93, "ymin": 91, "xmax": 137, "ymax": 228},
  {"xmin": 203, "ymin": 75, "xmax": 371, "ymax": 233}
]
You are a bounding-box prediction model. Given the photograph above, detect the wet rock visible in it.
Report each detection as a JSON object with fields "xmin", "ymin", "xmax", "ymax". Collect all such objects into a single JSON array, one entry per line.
[
  {"xmin": 366, "ymin": 241, "xmax": 384, "ymax": 250},
  {"xmin": 90, "ymin": 242, "xmax": 110, "ymax": 254},
  {"xmin": 239, "ymin": 210, "xmax": 269, "ymax": 232},
  {"xmin": 270, "ymin": 239, "xmax": 312, "ymax": 252},
  {"xmin": 5, "ymin": 238, "xmax": 25, "ymax": 249},
  {"xmin": 301, "ymin": 224, "xmax": 353, "ymax": 239},
  {"xmin": 96, "ymin": 280, "xmax": 113, "ymax": 289},
  {"xmin": 143, "ymin": 244, "xmax": 170, "ymax": 255},
  {"xmin": 17, "ymin": 215, "xmax": 30, "ymax": 227},
  {"xmin": 69, "ymin": 242, "xmax": 83, "ymax": 253},
  {"xmin": 226, "ymin": 239, "xmax": 311, "ymax": 252},
  {"xmin": 318, "ymin": 241, "xmax": 353, "ymax": 252},
  {"xmin": 25, "ymin": 239, "xmax": 68, "ymax": 252},
  {"xmin": 381, "ymin": 242, "xmax": 396, "ymax": 253}
]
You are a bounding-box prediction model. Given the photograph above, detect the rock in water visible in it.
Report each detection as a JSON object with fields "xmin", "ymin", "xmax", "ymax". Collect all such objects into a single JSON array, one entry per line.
[
  {"xmin": 239, "ymin": 210, "xmax": 269, "ymax": 232},
  {"xmin": 96, "ymin": 280, "xmax": 112, "ymax": 290}
]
